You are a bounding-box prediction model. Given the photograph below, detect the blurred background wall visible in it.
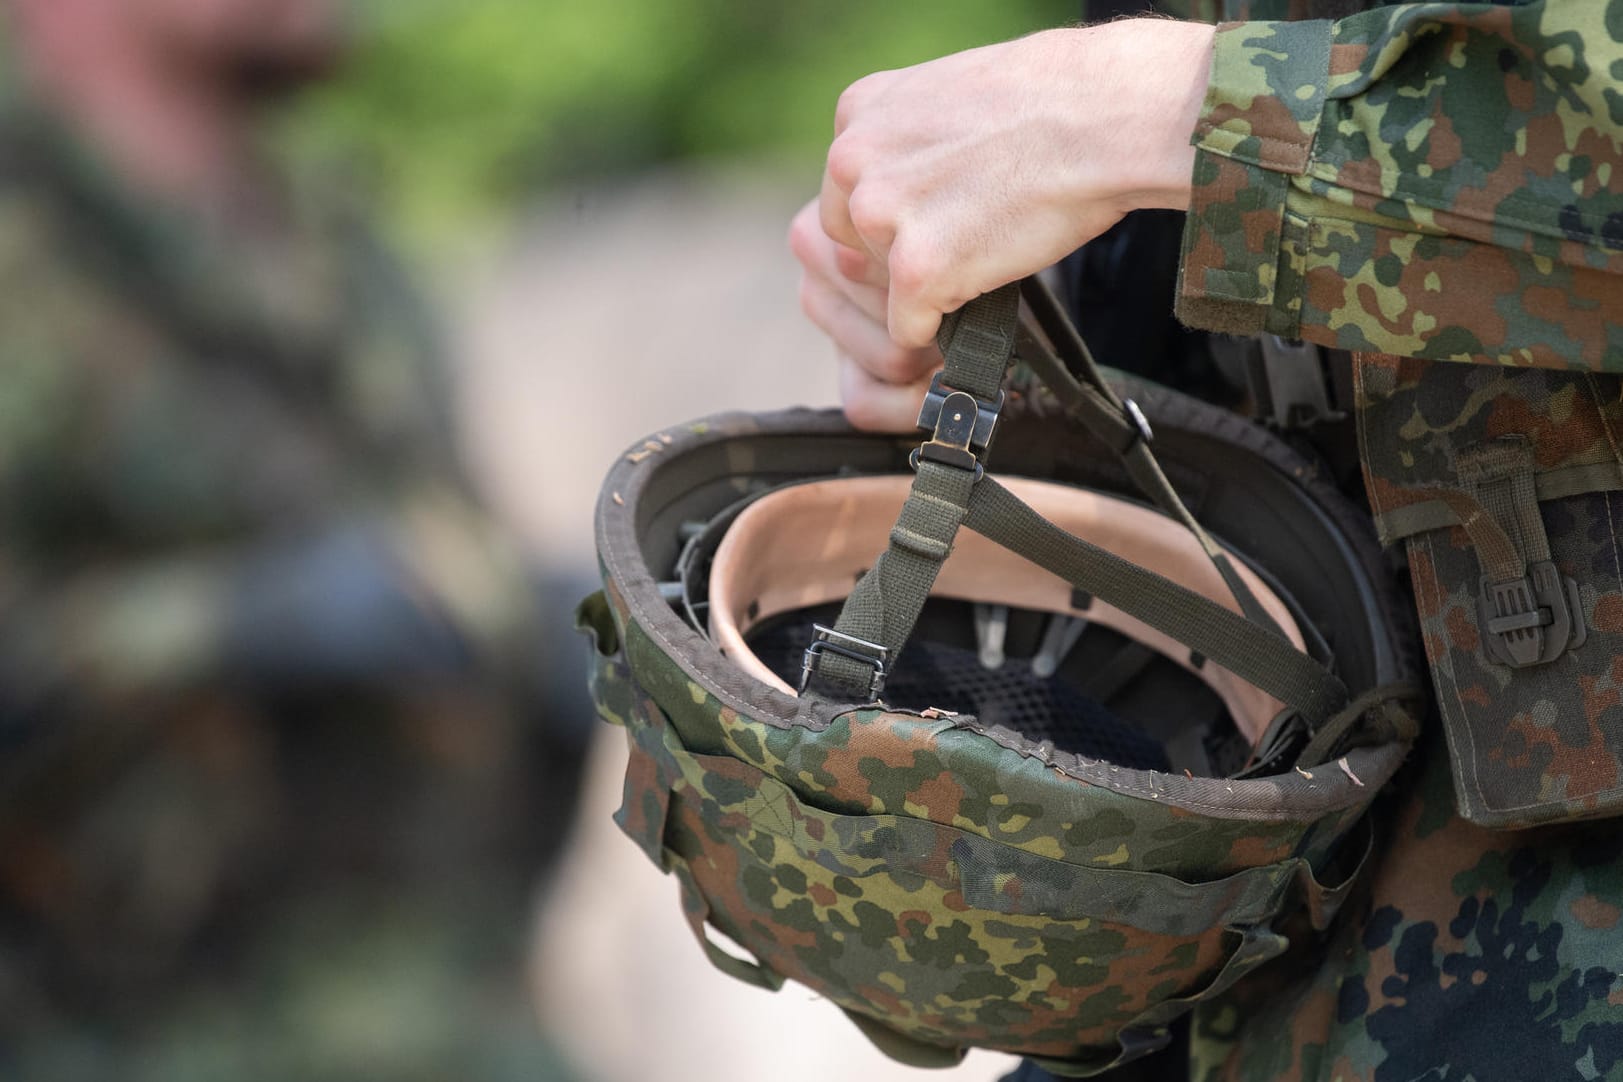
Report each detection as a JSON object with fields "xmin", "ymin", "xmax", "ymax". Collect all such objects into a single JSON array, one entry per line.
[
  {"xmin": 291, "ymin": 3, "xmax": 1075, "ymax": 1080},
  {"xmin": 285, "ymin": 0, "xmax": 1077, "ymax": 245}
]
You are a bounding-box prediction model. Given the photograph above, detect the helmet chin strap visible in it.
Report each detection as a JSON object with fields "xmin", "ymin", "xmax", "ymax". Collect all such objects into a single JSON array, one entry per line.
[
  {"xmin": 801, "ymin": 278, "xmax": 1347, "ymax": 735},
  {"xmin": 707, "ymin": 473, "xmax": 1310, "ymax": 746}
]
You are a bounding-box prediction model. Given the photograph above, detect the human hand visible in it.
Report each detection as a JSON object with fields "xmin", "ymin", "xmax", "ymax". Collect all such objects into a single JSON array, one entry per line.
[
  {"xmin": 789, "ymin": 197, "xmax": 943, "ymax": 432},
  {"xmin": 790, "ymin": 19, "xmax": 1213, "ymax": 429}
]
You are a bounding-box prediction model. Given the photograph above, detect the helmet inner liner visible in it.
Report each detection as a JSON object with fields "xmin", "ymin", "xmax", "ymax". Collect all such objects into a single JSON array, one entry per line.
[{"xmin": 708, "ymin": 475, "xmax": 1305, "ymax": 747}]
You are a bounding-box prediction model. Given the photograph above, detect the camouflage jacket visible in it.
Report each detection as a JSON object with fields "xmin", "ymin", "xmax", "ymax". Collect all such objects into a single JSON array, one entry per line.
[
  {"xmin": 1144, "ymin": 2, "xmax": 1623, "ymax": 1080},
  {"xmin": 0, "ymin": 84, "xmax": 560, "ymax": 1075},
  {"xmin": 1175, "ymin": 0, "xmax": 1622, "ymax": 367}
]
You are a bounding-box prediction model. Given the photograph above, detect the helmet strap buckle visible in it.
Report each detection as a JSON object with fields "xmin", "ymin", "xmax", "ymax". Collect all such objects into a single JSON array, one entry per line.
[
  {"xmin": 911, "ymin": 373, "xmax": 1003, "ymax": 479},
  {"xmin": 800, "ymin": 624, "xmax": 891, "ymax": 698}
]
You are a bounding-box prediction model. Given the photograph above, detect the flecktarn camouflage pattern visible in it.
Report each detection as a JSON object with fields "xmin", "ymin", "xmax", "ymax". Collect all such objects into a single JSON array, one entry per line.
[
  {"xmin": 1164, "ymin": 0, "xmax": 1623, "ymax": 829},
  {"xmin": 1188, "ymin": 716, "xmax": 1623, "ymax": 1082},
  {"xmin": 1157, "ymin": 0, "xmax": 1623, "ymax": 1070},
  {"xmin": 1357, "ymin": 353, "xmax": 1623, "ymax": 828},
  {"xmin": 582, "ymin": 318, "xmax": 1421, "ymax": 1075},
  {"xmin": 1177, "ymin": 1, "xmax": 1622, "ymax": 365}
]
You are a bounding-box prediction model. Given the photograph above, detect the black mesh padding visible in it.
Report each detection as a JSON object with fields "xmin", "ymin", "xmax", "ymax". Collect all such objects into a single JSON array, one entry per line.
[{"xmin": 747, "ymin": 619, "xmax": 1172, "ymax": 773}]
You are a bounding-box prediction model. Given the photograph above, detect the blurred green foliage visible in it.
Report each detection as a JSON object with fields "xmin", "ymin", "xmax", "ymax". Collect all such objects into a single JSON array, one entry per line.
[{"xmin": 287, "ymin": 0, "xmax": 1076, "ymax": 233}]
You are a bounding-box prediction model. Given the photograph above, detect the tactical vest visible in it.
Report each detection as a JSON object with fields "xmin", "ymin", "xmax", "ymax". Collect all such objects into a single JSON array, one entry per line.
[{"xmin": 1076, "ymin": 203, "xmax": 1623, "ymax": 832}]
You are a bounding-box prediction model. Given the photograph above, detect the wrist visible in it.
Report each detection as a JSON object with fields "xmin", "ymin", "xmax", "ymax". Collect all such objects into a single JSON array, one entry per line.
[{"xmin": 1088, "ymin": 20, "xmax": 1215, "ymax": 214}]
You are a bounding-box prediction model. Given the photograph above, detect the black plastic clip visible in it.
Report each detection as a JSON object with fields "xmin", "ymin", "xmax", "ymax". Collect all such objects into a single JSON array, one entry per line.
[
  {"xmin": 911, "ymin": 372, "xmax": 1003, "ymax": 479},
  {"xmin": 800, "ymin": 624, "xmax": 891, "ymax": 698},
  {"xmin": 1477, "ymin": 560, "xmax": 1587, "ymax": 668}
]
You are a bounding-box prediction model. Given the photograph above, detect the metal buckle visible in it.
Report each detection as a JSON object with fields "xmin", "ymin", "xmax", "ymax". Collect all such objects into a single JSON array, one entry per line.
[
  {"xmin": 917, "ymin": 371, "xmax": 1002, "ymax": 450},
  {"xmin": 911, "ymin": 372, "xmax": 1003, "ymax": 478},
  {"xmin": 799, "ymin": 624, "xmax": 890, "ymax": 697},
  {"xmin": 1123, "ymin": 398, "xmax": 1154, "ymax": 447},
  {"xmin": 1477, "ymin": 560, "xmax": 1587, "ymax": 668}
]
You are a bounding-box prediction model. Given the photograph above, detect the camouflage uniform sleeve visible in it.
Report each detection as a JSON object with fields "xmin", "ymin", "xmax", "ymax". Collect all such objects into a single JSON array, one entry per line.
[{"xmin": 1174, "ymin": 0, "xmax": 1623, "ymax": 368}]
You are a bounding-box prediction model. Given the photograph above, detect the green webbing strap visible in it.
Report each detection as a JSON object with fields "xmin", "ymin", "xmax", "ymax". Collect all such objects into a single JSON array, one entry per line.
[
  {"xmin": 965, "ymin": 477, "xmax": 1348, "ymax": 727},
  {"xmin": 1429, "ymin": 490, "xmax": 1523, "ymax": 584},
  {"xmin": 1372, "ymin": 460, "xmax": 1623, "ymax": 543},
  {"xmin": 805, "ymin": 284, "xmax": 1020, "ymax": 696},
  {"xmin": 1017, "ymin": 278, "xmax": 1284, "ymax": 637},
  {"xmin": 806, "ymin": 459, "xmax": 978, "ymax": 693},
  {"xmin": 1296, "ymin": 681, "xmax": 1422, "ymax": 768},
  {"xmin": 1456, "ymin": 437, "xmax": 1548, "ymax": 581},
  {"xmin": 934, "ymin": 283, "xmax": 1020, "ymax": 401},
  {"xmin": 807, "ymin": 280, "xmax": 1333, "ymax": 717}
]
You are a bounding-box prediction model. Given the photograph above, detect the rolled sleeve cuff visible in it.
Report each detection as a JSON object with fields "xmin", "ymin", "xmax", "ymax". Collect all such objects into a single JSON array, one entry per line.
[{"xmin": 1175, "ymin": 19, "xmax": 1332, "ymax": 338}]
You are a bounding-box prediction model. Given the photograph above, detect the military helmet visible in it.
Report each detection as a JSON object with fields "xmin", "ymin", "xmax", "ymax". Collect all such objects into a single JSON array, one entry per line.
[{"xmin": 579, "ymin": 279, "xmax": 1421, "ymax": 1075}]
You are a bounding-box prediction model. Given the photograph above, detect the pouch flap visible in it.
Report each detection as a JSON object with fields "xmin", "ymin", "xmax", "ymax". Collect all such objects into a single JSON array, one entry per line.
[{"xmin": 1357, "ymin": 356, "xmax": 1623, "ymax": 828}]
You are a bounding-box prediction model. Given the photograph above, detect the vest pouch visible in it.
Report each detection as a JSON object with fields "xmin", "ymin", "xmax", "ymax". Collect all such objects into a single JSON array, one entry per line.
[{"xmin": 1357, "ymin": 355, "xmax": 1623, "ymax": 828}]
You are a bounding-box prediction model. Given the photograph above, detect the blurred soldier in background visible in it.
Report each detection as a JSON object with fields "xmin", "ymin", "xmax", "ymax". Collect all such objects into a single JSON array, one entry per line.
[{"xmin": 0, "ymin": 1, "xmax": 585, "ymax": 1077}]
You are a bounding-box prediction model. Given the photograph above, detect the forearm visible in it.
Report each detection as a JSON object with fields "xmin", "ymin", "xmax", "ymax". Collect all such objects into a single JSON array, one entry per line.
[{"xmin": 1174, "ymin": 1, "xmax": 1623, "ymax": 367}]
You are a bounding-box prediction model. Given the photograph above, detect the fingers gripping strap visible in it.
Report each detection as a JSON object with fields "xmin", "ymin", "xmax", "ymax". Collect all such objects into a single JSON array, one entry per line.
[{"xmin": 965, "ymin": 478, "xmax": 1348, "ymax": 727}]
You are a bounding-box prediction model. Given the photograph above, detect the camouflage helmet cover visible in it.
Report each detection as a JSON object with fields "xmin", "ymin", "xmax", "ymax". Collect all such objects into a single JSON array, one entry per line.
[{"xmin": 580, "ymin": 281, "xmax": 1422, "ymax": 1075}]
